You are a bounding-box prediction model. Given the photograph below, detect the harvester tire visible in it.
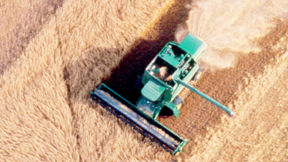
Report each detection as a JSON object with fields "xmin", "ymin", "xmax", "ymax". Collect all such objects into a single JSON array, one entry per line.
[
  {"xmin": 134, "ymin": 75, "xmax": 143, "ymax": 91},
  {"xmin": 173, "ymin": 96, "xmax": 184, "ymax": 110},
  {"xmin": 192, "ymin": 68, "xmax": 203, "ymax": 81}
]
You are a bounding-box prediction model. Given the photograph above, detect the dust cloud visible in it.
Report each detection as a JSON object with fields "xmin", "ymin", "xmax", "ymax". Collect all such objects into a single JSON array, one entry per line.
[{"xmin": 176, "ymin": 0, "xmax": 288, "ymax": 70}]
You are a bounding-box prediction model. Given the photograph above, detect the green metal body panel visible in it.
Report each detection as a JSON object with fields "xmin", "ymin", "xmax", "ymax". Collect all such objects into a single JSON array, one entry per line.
[
  {"xmin": 179, "ymin": 34, "xmax": 207, "ymax": 61},
  {"xmin": 141, "ymin": 79, "xmax": 166, "ymax": 102}
]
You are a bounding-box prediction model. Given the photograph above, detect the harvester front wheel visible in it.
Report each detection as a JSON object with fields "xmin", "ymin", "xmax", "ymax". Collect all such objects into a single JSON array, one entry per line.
[
  {"xmin": 134, "ymin": 75, "xmax": 143, "ymax": 91},
  {"xmin": 192, "ymin": 68, "xmax": 203, "ymax": 81},
  {"xmin": 173, "ymin": 96, "xmax": 184, "ymax": 110}
]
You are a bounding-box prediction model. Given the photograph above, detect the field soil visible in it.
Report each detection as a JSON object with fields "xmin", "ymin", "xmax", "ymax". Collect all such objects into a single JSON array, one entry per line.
[{"xmin": 0, "ymin": 0, "xmax": 287, "ymax": 161}]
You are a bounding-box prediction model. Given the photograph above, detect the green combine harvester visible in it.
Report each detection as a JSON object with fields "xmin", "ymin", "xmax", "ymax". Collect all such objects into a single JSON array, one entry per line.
[{"xmin": 90, "ymin": 34, "xmax": 234, "ymax": 155}]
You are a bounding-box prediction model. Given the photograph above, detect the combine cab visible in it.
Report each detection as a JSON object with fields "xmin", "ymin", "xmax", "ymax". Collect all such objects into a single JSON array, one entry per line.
[{"xmin": 90, "ymin": 34, "xmax": 234, "ymax": 155}]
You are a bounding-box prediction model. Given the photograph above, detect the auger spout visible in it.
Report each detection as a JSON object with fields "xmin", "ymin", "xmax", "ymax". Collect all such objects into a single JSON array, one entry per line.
[{"xmin": 176, "ymin": 79, "xmax": 234, "ymax": 117}]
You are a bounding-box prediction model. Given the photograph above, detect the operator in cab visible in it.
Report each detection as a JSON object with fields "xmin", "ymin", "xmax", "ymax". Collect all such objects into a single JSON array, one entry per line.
[{"xmin": 150, "ymin": 65, "xmax": 172, "ymax": 82}]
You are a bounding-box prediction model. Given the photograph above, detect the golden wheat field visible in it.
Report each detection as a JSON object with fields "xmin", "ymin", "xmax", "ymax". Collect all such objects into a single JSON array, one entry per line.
[{"xmin": 0, "ymin": 0, "xmax": 287, "ymax": 161}]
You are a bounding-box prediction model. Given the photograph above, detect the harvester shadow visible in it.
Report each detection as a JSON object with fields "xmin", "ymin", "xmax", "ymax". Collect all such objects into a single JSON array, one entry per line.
[{"xmin": 103, "ymin": 39, "xmax": 167, "ymax": 103}]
